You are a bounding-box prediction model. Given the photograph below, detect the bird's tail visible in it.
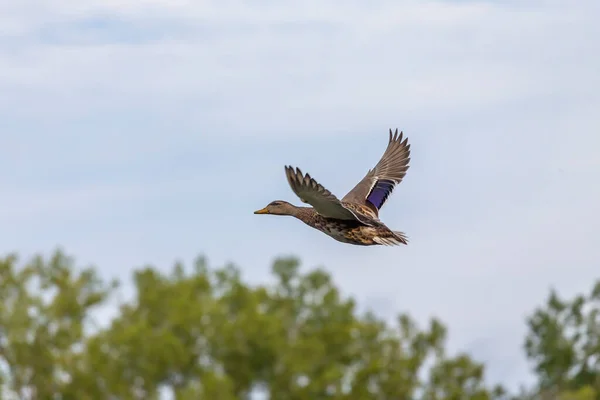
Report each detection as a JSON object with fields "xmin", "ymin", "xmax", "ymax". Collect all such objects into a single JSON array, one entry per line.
[
  {"xmin": 393, "ymin": 231, "xmax": 409, "ymax": 245},
  {"xmin": 373, "ymin": 231, "xmax": 409, "ymax": 246}
]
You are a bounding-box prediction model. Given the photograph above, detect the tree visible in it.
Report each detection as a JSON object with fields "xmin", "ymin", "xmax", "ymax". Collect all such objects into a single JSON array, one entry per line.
[
  {"xmin": 0, "ymin": 250, "xmax": 116, "ymax": 399},
  {"xmin": 512, "ymin": 385, "xmax": 598, "ymax": 400},
  {"xmin": 558, "ymin": 386, "xmax": 598, "ymax": 400},
  {"xmin": 523, "ymin": 281, "xmax": 600, "ymax": 398},
  {"xmin": 0, "ymin": 249, "xmax": 505, "ymax": 399}
]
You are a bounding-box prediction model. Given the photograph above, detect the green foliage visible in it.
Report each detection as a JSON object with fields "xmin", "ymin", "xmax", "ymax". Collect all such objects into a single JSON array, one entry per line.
[
  {"xmin": 0, "ymin": 250, "xmax": 116, "ymax": 399},
  {"xmin": 558, "ymin": 386, "xmax": 598, "ymax": 400},
  {"xmin": 1, "ymin": 248, "xmax": 599, "ymax": 400},
  {"xmin": 524, "ymin": 282, "xmax": 600, "ymax": 397},
  {"xmin": 82, "ymin": 256, "xmax": 503, "ymax": 399},
  {"xmin": 0, "ymin": 250, "xmax": 505, "ymax": 399}
]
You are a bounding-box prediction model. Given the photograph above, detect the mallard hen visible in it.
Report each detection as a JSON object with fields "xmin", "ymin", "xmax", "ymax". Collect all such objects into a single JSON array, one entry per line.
[{"xmin": 254, "ymin": 128, "xmax": 411, "ymax": 246}]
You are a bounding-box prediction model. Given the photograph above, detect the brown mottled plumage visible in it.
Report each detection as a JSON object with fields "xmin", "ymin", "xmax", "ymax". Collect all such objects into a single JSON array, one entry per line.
[{"xmin": 254, "ymin": 128, "xmax": 411, "ymax": 246}]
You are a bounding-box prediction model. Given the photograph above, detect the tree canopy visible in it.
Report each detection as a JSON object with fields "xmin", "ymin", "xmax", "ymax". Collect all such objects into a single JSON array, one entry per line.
[{"xmin": 0, "ymin": 249, "xmax": 598, "ymax": 399}]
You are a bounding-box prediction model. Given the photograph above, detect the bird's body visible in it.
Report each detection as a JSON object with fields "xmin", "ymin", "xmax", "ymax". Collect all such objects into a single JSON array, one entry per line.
[
  {"xmin": 292, "ymin": 207, "xmax": 407, "ymax": 246},
  {"xmin": 255, "ymin": 129, "xmax": 411, "ymax": 246}
]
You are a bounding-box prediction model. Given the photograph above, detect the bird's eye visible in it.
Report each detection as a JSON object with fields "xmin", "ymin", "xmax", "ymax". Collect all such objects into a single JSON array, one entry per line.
[{"xmin": 270, "ymin": 201, "xmax": 281, "ymax": 206}]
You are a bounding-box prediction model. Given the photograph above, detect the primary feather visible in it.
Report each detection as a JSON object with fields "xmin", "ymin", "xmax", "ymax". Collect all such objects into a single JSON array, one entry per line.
[{"xmin": 342, "ymin": 129, "xmax": 411, "ymax": 215}]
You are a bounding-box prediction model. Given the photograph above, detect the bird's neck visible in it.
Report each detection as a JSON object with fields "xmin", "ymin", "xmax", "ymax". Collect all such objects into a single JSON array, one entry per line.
[{"xmin": 293, "ymin": 207, "xmax": 317, "ymax": 223}]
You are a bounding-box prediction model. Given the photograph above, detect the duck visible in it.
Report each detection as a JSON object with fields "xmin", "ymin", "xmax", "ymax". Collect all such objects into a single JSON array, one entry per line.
[{"xmin": 254, "ymin": 128, "xmax": 411, "ymax": 246}]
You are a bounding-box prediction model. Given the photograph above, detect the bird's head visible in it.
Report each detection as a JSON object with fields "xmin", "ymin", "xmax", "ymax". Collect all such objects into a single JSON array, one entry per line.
[{"xmin": 254, "ymin": 200, "xmax": 297, "ymax": 216}]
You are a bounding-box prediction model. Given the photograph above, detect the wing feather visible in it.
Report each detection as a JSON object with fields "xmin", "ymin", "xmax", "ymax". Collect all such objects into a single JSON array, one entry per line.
[
  {"xmin": 342, "ymin": 129, "xmax": 411, "ymax": 215},
  {"xmin": 285, "ymin": 166, "xmax": 375, "ymax": 225}
]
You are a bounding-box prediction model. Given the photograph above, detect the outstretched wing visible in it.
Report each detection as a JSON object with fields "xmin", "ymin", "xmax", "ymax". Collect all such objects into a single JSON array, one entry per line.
[
  {"xmin": 285, "ymin": 166, "xmax": 376, "ymax": 225},
  {"xmin": 342, "ymin": 129, "xmax": 411, "ymax": 215}
]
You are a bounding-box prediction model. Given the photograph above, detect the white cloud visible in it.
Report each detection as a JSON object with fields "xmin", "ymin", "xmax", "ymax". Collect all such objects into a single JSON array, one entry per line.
[{"xmin": 2, "ymin": 0, "xmax": 597, "ymax": 134}]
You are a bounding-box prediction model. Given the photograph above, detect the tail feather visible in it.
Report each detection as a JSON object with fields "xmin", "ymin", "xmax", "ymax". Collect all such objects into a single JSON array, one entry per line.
[
  {"xmin": 373, "ymin": 231, "xmax": 408, "ymax": 246},
  {"xmin": 393, "ymin": 231, "xmax": 409, "ymax": 244}
]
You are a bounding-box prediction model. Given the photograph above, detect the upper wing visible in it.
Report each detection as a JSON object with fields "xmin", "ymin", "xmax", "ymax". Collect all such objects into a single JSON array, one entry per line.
[
  {"xmin": 285, "ymin": 166, "xmax": 375, "ymax": 224},
  {"xmin": 342, "ymin": 129, "xmax": 411, "ymax": 215}
]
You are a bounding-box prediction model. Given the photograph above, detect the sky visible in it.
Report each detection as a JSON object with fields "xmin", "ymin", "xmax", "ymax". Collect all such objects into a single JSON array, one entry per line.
[{"xmin": 1, "ymin": 0, "xmax": 599, "ymax": 393}]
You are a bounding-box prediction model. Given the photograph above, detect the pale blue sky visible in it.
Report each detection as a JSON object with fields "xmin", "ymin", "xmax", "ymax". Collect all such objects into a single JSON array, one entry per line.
[{"xmin": 1, "ymin": 0, "xmax": 599, "ymax": 392}]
